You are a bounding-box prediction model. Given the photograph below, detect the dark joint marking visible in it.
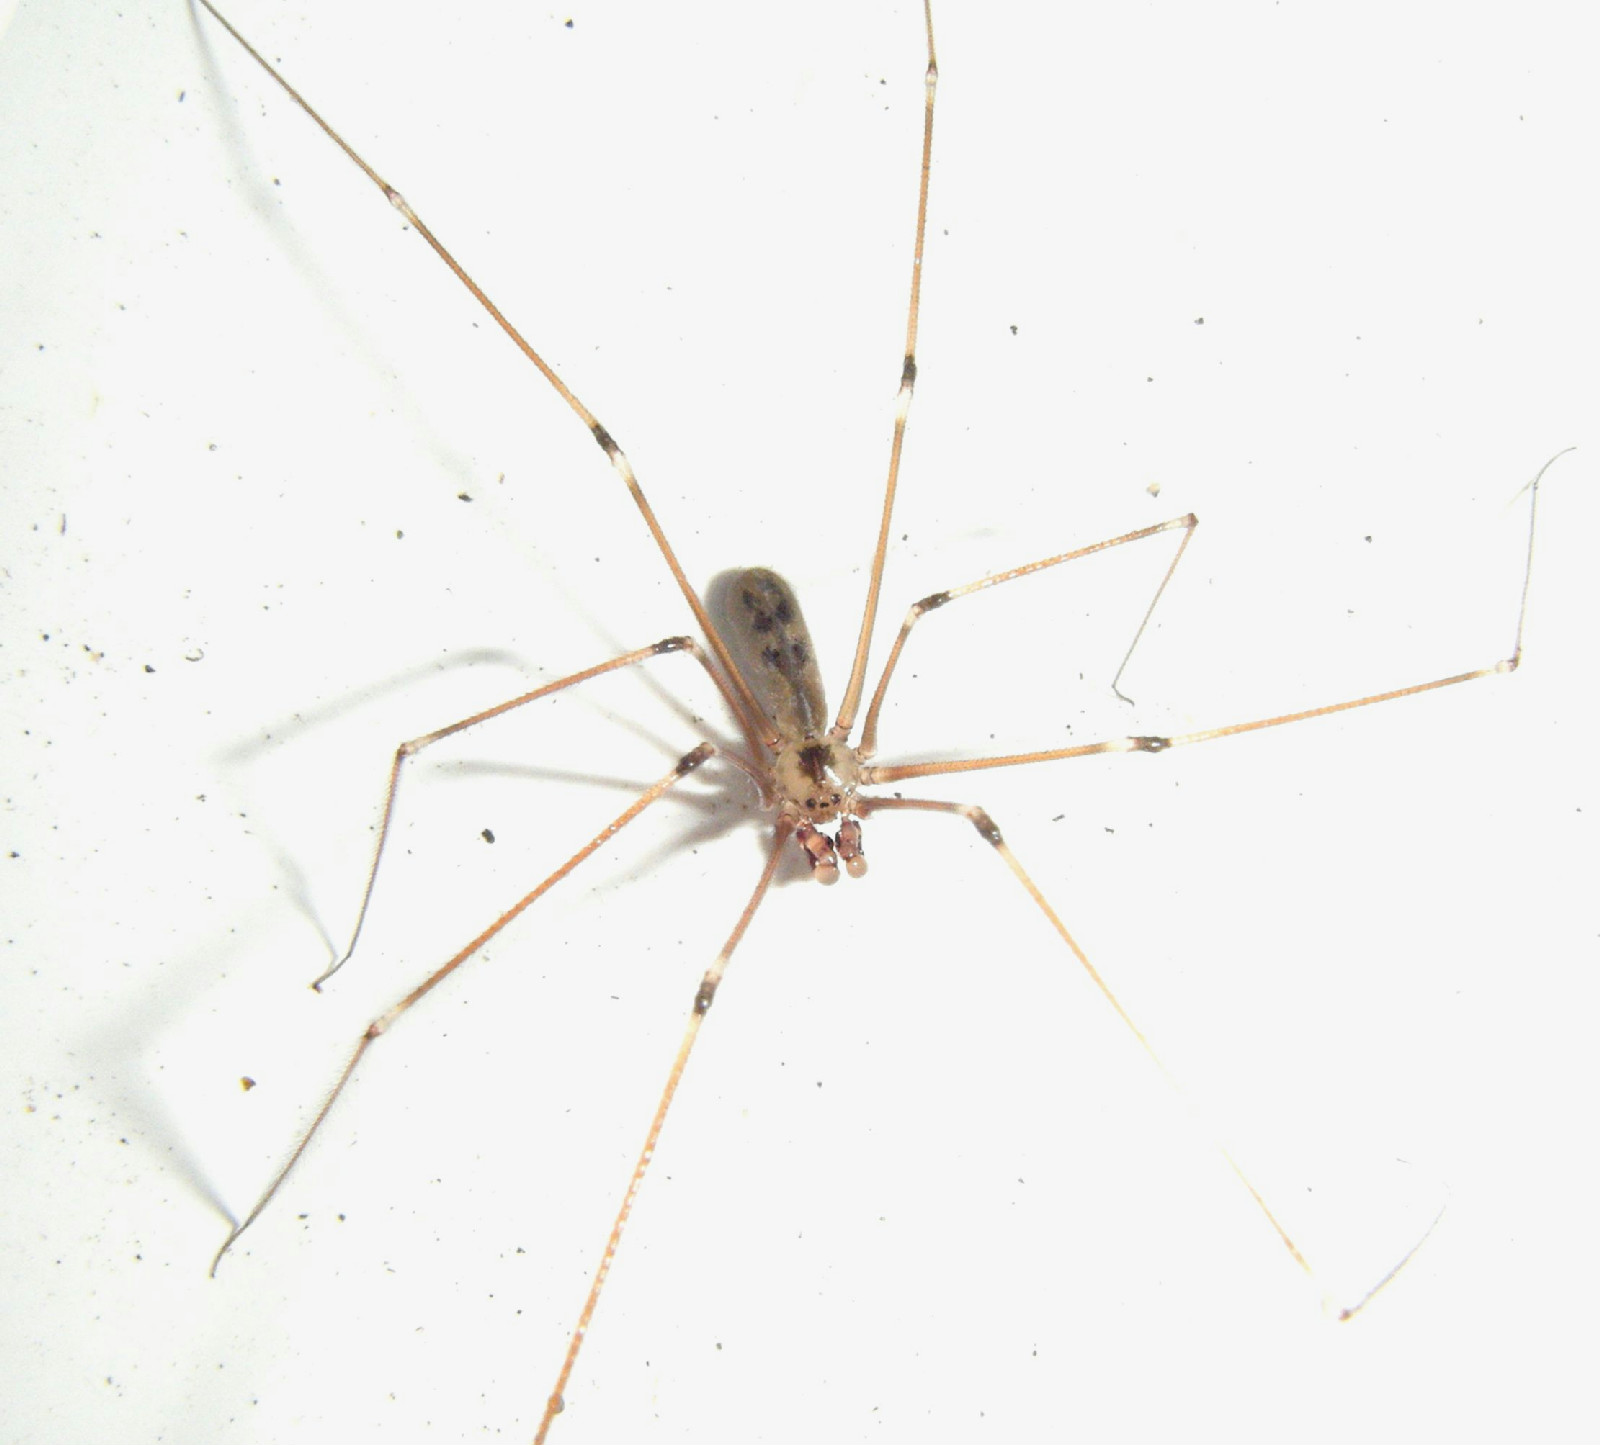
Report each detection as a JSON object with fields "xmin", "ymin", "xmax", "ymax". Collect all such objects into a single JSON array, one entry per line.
[
  {"xmin": 916, "ymin": 590, "xmax": 952, "ymax": 613},
  {"xmin": 901, "ymin": 355, "xmax": 918, "ymax": 387},
  {"xmin": 653, "ymin": 635, "xmax": 692, "ymax": 654},
  {"xmin": 789, "ymin": 641, "xmax": 808, "ymax": 666},
  {"xmin": 591, "ymin": 423, "xmax": 619, "ymax": 458},
  {"xmin": 968, "ymin": 809, "xmax": 1004, "ymax": 847},
  {"xmin": 694, "ymin": 976, "xmax": 719, "ymax": 1014},
  {"xmin": 1133, "ymin": 736, "xmax": 1171, "ymax": 753},
  {"xmin": 762, "ymin": 645, "xmax": 782, "ymax": 667},
  {"xmin": 676, "ymin": 743, "xmax": 716, "ymax": 774}
]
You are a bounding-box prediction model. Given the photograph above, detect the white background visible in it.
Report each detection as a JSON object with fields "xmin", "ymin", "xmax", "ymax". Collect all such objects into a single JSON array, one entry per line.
[{"xmin": 2, "ymin": 2, "xmax": 1596, "ymax": 1442}]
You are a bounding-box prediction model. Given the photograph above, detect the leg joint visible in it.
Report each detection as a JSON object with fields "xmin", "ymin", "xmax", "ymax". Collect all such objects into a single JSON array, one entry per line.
[{"xmin": 967, "ymin": 807, "xmax": 1004, "ymax": 847}]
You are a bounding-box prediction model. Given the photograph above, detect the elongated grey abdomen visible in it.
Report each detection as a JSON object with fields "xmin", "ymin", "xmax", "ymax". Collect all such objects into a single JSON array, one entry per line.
[{"xmin": 708, "ymin": 567, "xmax": 828, "ymax": 740}]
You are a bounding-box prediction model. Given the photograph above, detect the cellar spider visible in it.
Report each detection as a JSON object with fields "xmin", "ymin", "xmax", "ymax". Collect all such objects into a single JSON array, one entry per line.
[{"xmin": 162, "ymin": 2, "xmax": 1587, "ymax": 1445}]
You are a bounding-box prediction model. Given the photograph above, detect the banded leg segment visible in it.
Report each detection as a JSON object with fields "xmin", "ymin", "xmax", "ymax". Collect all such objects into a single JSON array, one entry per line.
[
  {"xmin": 857, "ymin": 513, "xmax": 1198, "ymax": 758},
  {"xmin": 861, "ymin": 792, "xmax": 1452, "ymax": 1318},
  {"xmin": 863, "ymin": 657, "xmax": 1517, "ymax": 785},
  {"xmin": 859, "ymin": 795, "xmax": 1328, "ymax": 1294},
  {"xmin": 190, "ymin": 0, "xmax": 773, "ymax": 747},
  {"xmin": 533, "ymin": 818, "xmax": 794, "ymax": 1444},
  {"xmin": 831, "ymin": 0, "xmax": 940, "ymax": 741},
  {"xmin": 864, "ymin": 460, "xmax": 1554, "ymax": 786},
  {"xmin": 315, "ymin": 636, "xmax": 747, "ymax": 990},
  {"xmin": 210, "ymin": 744, "xmax": 721, "ymax": 1277}
]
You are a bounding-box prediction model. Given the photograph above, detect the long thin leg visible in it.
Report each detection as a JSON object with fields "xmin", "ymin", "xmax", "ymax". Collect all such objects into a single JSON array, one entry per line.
[
  {"xmin": 315, "ymin": 636, "xmax": 761, "ymax": 990},
  {"xmin": 864, "ymin": 458, "xmax": 1555, "ymax": 786},
  {"xmin": 857, "ymin": 513, "xmax": 1197, "ymax": 758},
  {"xmin": 866, "ymin": 792, "xmax": 1449, "ymax": 1317},
  {"xmin": 831, "ymin": 0, "xmax": 939, "ymax": 741},
  {"xmin": 865, "ymin": 659, "xmax": 1511, "ymax": 784},
  {"xmin": 533, "ymin": 818, "xmax": 794, "ymax": 1444},
  {"xmin": 190, "ymin": 0, "xmax": 773, "ymax": 749},
  {"xmin": 859, "ymin": 793, "xmax": 1393, "ymax": 1316},
  {"xmin": 210, "ymin": 744, "xmax": 720, "ymax": 1276}
]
